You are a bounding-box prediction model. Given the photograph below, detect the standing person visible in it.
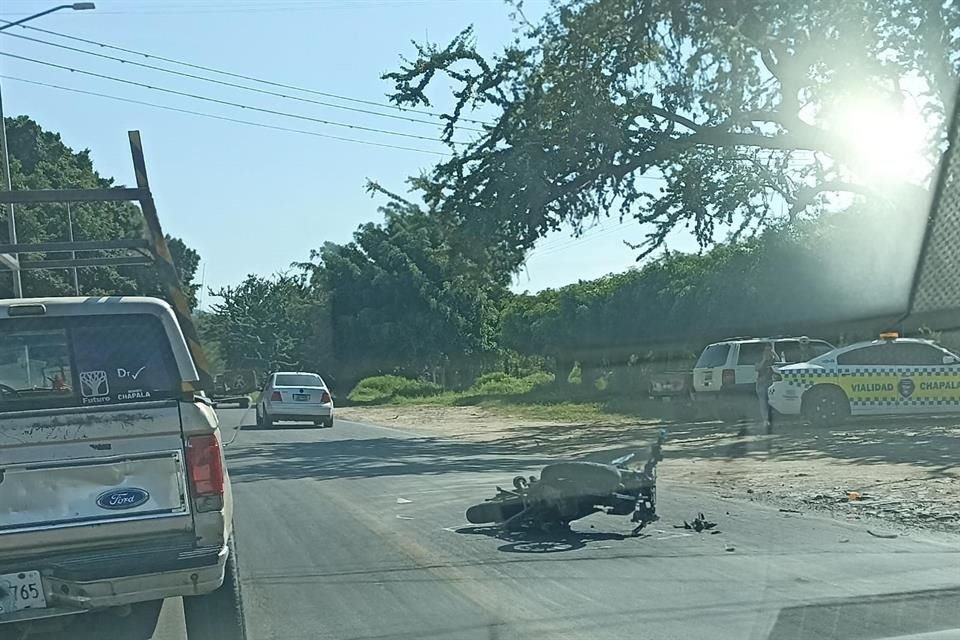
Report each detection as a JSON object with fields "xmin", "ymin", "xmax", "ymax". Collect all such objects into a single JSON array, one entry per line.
[{"xmin": 755, "ymin": 343, "xmax": 779, "ymax": 434}]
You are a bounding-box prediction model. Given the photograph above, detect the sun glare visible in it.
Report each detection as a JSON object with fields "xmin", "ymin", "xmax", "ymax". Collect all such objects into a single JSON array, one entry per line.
[{"xmin": 828, "ymin": 96, "xmax": 933, "ymax": 185}]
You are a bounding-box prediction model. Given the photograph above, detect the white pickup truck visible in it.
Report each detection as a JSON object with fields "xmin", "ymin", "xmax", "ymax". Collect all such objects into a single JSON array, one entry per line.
[{"xmin": 0, "ymin": 297, "xmax": 245, "ymax": 639}]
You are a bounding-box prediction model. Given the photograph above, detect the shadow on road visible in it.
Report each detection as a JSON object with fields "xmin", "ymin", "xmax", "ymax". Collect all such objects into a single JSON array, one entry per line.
[
  {"xmin": 476, "ymin": 413, "xmax": 960, "ymax": 477},
  {"xmin": 240, "ymin": 422, "xmax": 326, "ymax": 431},
  {"xmin": 227, "ymin": 435, "xmax": 555, "ymax": 483},
  {"xmin": 456, "ymin": 524, "xmax": 635, "ymax": 553}
]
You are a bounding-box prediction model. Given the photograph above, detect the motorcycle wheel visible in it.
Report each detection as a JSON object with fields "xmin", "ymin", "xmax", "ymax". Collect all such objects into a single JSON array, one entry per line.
[{"xmin": 466, "ymin": 499, "xmax": 524, "ymax": 524}]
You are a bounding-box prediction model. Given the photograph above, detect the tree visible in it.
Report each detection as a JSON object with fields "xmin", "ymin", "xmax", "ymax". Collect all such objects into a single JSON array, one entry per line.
[
  {"xmin": 500, "ymin": 204, "xmax": 909, "ymax": 383},
  {"xmin": 206, "ymin": 272, "xmax": 331, "ymax": 376},
  {"xmin": 304, "ymin": 187, "xmax": 508, "ymax": 388},
  {"xmin": 384, "ymin": 0, "xmax": 957, "ymax": 263},
  {"xmin": 131, "ymin": 235, "xmax": 202, "ymax": 309},
  {"xmin": 1, "ymin": 116, "xmax": 201, "ymax": 306}
]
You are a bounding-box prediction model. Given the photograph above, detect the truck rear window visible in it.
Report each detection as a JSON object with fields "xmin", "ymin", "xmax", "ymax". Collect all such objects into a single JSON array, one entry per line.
[
  {"xmin": 0, "ymin": 314, "xmax": 180, "ymax": 412},
  {"xmin": 695, "ymin": 344, "xmax": 730, "ymax": 368}
]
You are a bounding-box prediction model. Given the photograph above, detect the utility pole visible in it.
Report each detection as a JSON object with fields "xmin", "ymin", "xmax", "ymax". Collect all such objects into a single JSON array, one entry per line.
[
  {"xmin": 0, "ymin": 3, "xmax": 96, "ymax": 297},
  {"xmin": 0, "ymin": 89, "xmax": 20, "ymax": 297},
  {"xmin": 66, "ymin": 203, "xmax": 79, "ymax": 295}
]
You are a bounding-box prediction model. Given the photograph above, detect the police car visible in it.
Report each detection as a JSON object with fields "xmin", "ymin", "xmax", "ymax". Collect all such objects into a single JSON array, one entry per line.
[{"xmin": 767, "ymin": 334, "xmax": 960, "ymax": 426}]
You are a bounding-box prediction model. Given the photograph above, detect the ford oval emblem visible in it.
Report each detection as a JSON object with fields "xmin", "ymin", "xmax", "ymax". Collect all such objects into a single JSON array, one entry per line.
[{"xmin": 96, "ymin": 488, "xmax": 150, "ymax": 510}]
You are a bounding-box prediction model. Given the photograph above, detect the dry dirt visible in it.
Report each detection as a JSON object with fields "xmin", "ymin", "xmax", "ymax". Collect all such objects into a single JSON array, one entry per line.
[{"xmin": 337, "ymin": 404, "xmax": 960, "ymax": 532}]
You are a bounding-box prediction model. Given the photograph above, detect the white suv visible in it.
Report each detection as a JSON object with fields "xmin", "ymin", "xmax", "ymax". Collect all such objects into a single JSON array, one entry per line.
[
  {"xmin": 0, "ymin": 297, "xmax": 245, "ymax": 640},
  {"xmin": 693, "ymin": 337, "xmax": 835, "ymax": 396}
]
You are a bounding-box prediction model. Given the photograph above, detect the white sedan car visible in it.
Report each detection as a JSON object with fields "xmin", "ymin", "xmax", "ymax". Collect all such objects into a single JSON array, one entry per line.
[{"xmin": 256, "ymin": 371, "xmax": 334, "ymax": 428}]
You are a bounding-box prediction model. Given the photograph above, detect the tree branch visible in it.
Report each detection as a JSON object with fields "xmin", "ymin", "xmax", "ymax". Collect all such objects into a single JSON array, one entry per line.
[
  {"xmin": 789, "ymin": 180, "xmax": 874, "ymax": 219},
  {"xmin": 646, "ymin": 106, "xmax": 703, "ymax": 131}
]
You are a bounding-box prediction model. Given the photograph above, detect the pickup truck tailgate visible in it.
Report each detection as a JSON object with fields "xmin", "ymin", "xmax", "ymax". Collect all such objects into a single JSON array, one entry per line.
[
  {"xmin": 3, "ymin": 451, "xmax": 187, "ymax": 532},
  {"xmin": 0, "ymin": 401, "xmax": 192, "ymax": 556}
]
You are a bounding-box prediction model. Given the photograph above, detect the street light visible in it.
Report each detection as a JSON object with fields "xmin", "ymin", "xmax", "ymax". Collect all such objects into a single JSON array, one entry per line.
[
  {"xmin": 0, "ymin": 3, "xmax": 95, "ymax": 297},
  {"xmin": 0, "ymin": 4, "xmax": 96, "ymax": 32}
]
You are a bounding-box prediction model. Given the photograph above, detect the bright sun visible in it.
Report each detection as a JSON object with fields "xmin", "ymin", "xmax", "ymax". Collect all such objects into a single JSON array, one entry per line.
[{"xmin": 827, "ymin": 96, "xmax": 933, "ymax": 185}]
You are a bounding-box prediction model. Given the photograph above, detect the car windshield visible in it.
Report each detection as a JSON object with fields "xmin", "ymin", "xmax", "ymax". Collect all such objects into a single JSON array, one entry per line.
[
  {"xmin": 3, "ymin": 0, "xmax": 960, "ymax": 638},
  {"xmin": 274, "ymin": 373, "xmax": 323, "ymax": 387}
]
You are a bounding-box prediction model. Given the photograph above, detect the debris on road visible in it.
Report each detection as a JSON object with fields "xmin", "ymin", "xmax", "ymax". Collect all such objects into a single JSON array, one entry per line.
[
  {"xmin": 867, "ymin": 529, "xmax": 899, "ymax": 539},
  {"xmin": 846, "ymin": 491, "xmax": 864, "ymax": 501},
  {"xmin": 779, "ymin": 508, "xmax": 802, "ymax": 514},
  {"xmin": 676, "ymin": 513, "xmax": 717, "ymax": 532},
  {"xmin": 724, "ymin": 544, "xmax": 736, "ymax": 552},
  {"xmin": 396, "ymin": 497, "xmax": 413, "ymax": 504},
  {"xmin": 839, "ymin": 538, "xmax": 850, "ymax": 543}
]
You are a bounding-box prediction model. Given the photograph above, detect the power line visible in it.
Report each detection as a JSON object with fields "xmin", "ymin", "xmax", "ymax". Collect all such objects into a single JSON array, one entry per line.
[
  {"xmin": 0, "ymin": 51, "xmax": 467, "ymax": 145},
  {"xmin": 0, "ymin": 74, "xmax": 448, "ymax": 157},
  {"xmin": 1, "ymin": 19, "xmax": 492, "ymax": 126},
  {"xmin": 1, "ymin": 0, "xmax": 478, "ymax": 14},
  {"xmin": 0, "ymin": 29, "xmax": 486, "ymax": 133},
  {"xmin": 530, "ymin": 225, "xmax": 630, "ymax": 258}
]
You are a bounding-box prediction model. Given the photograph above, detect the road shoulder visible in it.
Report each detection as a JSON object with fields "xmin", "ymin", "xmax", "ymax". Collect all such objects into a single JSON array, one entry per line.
[{"xmin": 336, "ymin": 404, "xmax": 960, "ymax": 534}]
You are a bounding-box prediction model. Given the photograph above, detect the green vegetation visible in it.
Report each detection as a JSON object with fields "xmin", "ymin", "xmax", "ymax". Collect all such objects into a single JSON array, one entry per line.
[
  {"xmin": 347, "ymin": 372, "xmax": 553, "ymax": 405},
  {"xmin": 3, "ymin": 116, "xmax": 201, "ymax": 306},
  {"xmin": 470, "ymin": 371, "xmax": 554, "ymax": 396},
  {"xmin": 345, "ymin": 371, "xmax": 681, "ymax": 424},
  {"xmin": 347, "ymin": 375, "xmax": 443, "ymax": 404},
  {"xmin": 385, "ymin": 0, "xmax": 950, "ymax": 260}
]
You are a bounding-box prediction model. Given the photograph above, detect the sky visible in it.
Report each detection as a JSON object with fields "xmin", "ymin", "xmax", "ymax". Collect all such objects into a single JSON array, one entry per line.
[{"xmin": 0, "ymin": 0, "xmax": 692, "ymax": 305}]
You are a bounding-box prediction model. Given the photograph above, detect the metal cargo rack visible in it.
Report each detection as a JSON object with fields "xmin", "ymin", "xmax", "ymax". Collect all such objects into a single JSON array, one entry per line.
[{"xmin": 0, "ymin": 130, "xmax": 215, "ymax": 394}]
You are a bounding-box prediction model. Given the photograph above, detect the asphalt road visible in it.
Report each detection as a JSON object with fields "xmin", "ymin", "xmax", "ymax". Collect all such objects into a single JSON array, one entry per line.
[{"xmin": 138, "ymin": 409, "xmax": 960, "ymax": 639}]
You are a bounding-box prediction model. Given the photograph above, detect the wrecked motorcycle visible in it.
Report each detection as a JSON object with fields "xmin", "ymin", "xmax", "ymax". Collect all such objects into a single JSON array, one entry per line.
[{"xmin": 466, "ymin": 431, "xmax": 665, "ymax": 535}]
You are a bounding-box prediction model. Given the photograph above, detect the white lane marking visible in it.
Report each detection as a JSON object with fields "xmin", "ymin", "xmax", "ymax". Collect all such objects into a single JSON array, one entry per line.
[
  {"xmin": 396, "ymin": 515, "xmax": 415, "ymax": 520},
  {"xmin": 396, "ymin": 497, "xmax": 413, "ymax": 504},
  {"xmin": 656, "ymin": 533, "xmax": 694, "ymax": 540}
]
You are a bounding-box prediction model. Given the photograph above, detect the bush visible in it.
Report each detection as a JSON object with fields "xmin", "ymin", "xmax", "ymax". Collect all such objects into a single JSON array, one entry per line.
[
  {"xmin": 347, "ymin": 375, "xmax": 442, "ymax": 404},
  {"xmin": 470, "ymin": 371, "xmax": 554, "ymax": 396}
]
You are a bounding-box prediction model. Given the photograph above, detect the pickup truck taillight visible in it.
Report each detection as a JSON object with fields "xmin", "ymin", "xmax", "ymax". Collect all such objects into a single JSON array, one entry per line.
[
  {"xmin": 721, "ymin": 369, "xmax": 736, "ymax": 389},
  {"xmin": 186, "ymin": 434, "xmax": 225, "ymax": 505},
  {"xmin": 270, "ymin": 391, "xmax": 282, "ymax": 402},
  {"xmin": 321, "ymin": 390, "xmax": 331, "ymax": 403}
]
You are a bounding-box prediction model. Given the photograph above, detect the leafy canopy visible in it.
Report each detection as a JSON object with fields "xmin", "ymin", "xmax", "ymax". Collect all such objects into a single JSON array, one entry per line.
[
  {"xmin": 304, "ymin": 186, "xmax": 506, "ymax": 381},
  {"xmin": 384, "ymin": 0, "xmax": 958, "ymax": 262},
  {"xmin": 208, "ymin": 272, "xmax": 327, "ymax": 373}
]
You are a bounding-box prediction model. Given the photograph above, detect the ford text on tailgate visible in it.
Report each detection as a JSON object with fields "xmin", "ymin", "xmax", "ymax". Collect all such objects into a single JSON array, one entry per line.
[{"xmin": 0, "ymin": 298, "xmax": 245, "ymax": 640}]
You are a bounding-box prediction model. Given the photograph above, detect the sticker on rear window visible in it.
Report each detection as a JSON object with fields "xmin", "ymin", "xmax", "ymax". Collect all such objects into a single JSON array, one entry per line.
[{"xmin": 80, "ymin": 370, "xmax": 111, "ymax": 405}]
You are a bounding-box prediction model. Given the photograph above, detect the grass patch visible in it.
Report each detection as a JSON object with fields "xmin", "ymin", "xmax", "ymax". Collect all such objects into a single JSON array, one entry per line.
[
  {"xmin": 347, "ymin": 375, "xmax": 443, "ymax": 404},
  {"xmin": 346, "ymin": 372, "xmax": 689, "ymax": 424},
  {"xmin": 470, "ymin": 371, "xmax": 554, "ymax": 395},
  {"xmin": 486, "ymin": 400, "xmax": 608, "ymax": 422}
]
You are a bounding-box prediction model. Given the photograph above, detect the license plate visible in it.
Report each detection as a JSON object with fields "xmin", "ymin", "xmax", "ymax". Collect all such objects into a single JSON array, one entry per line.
[
  {"xmin": 293, "ymin": 394, "xmax": 310, "ymax": 401},
  {"xmin": 0, "ymin": 571, "xmax": 46, "ymax": 614}
]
